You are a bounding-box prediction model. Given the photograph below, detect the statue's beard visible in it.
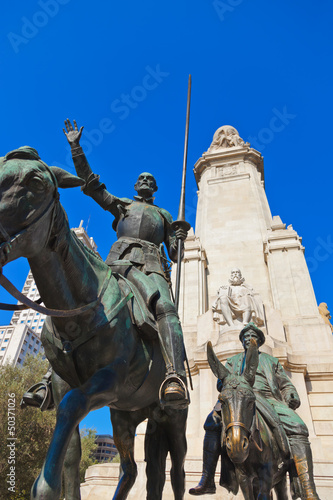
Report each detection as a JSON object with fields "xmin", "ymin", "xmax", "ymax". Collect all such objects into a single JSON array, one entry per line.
[{"xmin": 229, "ymin": 277, "xmax": 244, "ymax": 285}]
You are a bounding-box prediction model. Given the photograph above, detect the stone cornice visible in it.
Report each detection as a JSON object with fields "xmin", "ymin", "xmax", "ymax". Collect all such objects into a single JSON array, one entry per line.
[
  {"xmin": 264, "ymin": 229, "xmax": 304, "ymax": 256},
  {"xmin": 193, "ymin": 147, "xmax": 264, "ymax": 187},
  {"xmin": 189, "ymin": 346, "xmax": 316, "ymax": 376},
  {"xmin": 305, "ymin": 372, "xmax": 333, "ymax": 381},
  {"xmin": 282, "ymin": 360, "xmax": 307, "ymax": 375}
]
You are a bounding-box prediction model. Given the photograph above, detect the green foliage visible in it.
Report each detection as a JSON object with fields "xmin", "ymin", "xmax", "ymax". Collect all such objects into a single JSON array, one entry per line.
[
  {"xmin": 111, "ymin": 453, "xmax": 120, "ymax": 463},
  {"xmin": 0, "ymin": 355, "xmax": 100, "ymax": 497},
  {"xmin": 0, "ymin": 354, "xmax": 56, "ymax": 499},
  {"xmin": 79, "ymin": 427, "xmax": 98, "ymax": 483}
]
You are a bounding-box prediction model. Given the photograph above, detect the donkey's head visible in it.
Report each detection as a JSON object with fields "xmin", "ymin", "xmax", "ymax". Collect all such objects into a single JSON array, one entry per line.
[
  {"xmin": 207, "ymin": 339, "xmax": 259, "ymax": 463},
  {"xmin": 0, "ymin": 147, "xmax": 84, "ymax": 266}
]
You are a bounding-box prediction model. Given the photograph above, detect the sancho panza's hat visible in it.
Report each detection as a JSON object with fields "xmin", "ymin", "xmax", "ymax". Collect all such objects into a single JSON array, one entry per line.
[{"xmin": 239, "ymin": 322, "xmax": 265, "ymax": 347}]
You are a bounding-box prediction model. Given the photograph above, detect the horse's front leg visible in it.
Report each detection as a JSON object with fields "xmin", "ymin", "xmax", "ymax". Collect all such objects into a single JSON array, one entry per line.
[
  {"xmin": 164, "ymin": 408, "xmax": 188, "ymax": 500},
  {"xmin": 145, "ymin": 412, "xmax": 169, "ymax": 500},
  {"xmin": 52, "ymin": 371, "xmax": 81, "ymax": 500},
  {"xmin": 31, "ymin": 364, "xmax": 124, "ymax": 500},
  {"xmin": 110, "ymin": 408, "xmax": 146, "ymax": 500}
]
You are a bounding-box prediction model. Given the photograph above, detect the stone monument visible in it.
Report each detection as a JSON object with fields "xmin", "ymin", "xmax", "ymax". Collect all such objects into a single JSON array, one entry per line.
[{"xmin": 81, "ymin": 125, "xmax": 333, "ymax": 499}]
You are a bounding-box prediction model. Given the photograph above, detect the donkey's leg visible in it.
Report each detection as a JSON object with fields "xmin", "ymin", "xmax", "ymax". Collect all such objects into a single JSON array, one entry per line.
[
  {"xmin": 274, "ymin": 475, "xmax": 289, "ymax": 500},
  {"xmin": 31, "ymin": 364, "xmax": 126, "ymax": 500},
  {"xmin": 257, "ymin": 462, "xmax": 274, "ymax": 500},
  {"xmin": 110, "ymin": 408, "xmax": 145, "ymax": 500},
  {"xmin": 166, "ymin": 409, "xmax": 187, "ymax": 500},
  {"xmin": 52, "ymin": 372, "xmax": 81, "ymax": 500},
  {"xmin": 145, "ymin": 414, "xmax": 169, "ymax": 500},
  {"xmin": 236, "ymin": 468, "xmax": 255, "ymax": 500}
]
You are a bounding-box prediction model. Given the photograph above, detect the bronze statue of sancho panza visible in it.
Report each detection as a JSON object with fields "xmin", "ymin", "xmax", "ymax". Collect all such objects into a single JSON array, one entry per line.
[{"xmin": 190, "ymin": 323, "xmax": 320, "ymax": 499}]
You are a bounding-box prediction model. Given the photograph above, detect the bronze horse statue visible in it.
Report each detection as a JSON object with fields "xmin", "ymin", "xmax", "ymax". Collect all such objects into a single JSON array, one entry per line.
[
  {"xmin": 0, "ymin": 148, "xmax": 187, "ymax": 500},
  {"xmin": 207, "ymin": 340, "xmax": 300, "ymax": 500}
]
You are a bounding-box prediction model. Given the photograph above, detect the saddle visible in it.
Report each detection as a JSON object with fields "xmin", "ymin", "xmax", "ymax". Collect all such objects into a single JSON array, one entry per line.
[{"xmin": 110, "ymin": 260, "xmax": 159, "ymax": 340}]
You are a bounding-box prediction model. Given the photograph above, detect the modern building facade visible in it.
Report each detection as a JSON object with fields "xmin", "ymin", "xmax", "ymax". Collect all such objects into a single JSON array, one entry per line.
[{"xmin": 94, "ymin": 435, "xmax": 118, "ymax": 463}]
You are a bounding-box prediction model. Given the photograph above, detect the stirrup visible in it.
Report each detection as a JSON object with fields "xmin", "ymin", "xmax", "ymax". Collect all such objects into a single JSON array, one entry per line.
[
  {"xmin": 20, "ymin": 381, "xmax": 54, "ymax": 412},
  {"xmin": 159, "ymin": 374, "xmax": 189, "ymax": 410}
]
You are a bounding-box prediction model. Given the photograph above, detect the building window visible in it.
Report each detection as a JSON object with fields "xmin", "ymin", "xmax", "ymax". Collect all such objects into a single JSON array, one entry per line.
[
  {"xmin": 36, "ymin": 340, "xmax": 40, "ymax": 345},
  {"xmin": 1, "ymin": 347, "xmax": 6, "ymax": 351},
  {"xmin": 18, "ymin": 358, "xmax": 22, "ymax": 363},
  {"xmin": 4, "ymin": 339, "xmax": 9, "ymax": 342},
  {"xmin": 29, "ymin": 344, "xmax": 32, "ymax": 349},
  {"xmin": 33, "ymin": 348, "xmax": 37, "ymax": 353}
]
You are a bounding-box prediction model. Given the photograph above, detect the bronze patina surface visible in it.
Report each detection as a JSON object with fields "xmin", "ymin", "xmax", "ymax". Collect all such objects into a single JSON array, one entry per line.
[
  {"xmin": 190, "ymin": 324, "xmax": 320, "ymax": 500},
  {"xmin": 0, "ymin": 147, "xmax": 188, "ymax": 500}
]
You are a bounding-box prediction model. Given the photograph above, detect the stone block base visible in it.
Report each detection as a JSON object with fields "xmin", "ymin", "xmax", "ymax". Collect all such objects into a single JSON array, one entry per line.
[{"xmin": 81, "ymin": 458, "xmax": 333, "ymax": 499}]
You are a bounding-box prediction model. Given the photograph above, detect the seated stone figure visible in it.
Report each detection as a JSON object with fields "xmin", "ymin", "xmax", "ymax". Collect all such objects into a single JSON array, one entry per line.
[
  {"xmin": 189, "ymin": 323, "xmax": 320, "ymax": 500},
  {"xmin": 212, "ymin": 268, "xmax": 264, "ymax": 327}
]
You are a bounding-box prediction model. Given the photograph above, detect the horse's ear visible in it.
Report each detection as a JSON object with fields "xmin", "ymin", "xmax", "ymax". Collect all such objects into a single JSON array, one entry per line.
[
  {"xmin": 207, "ymin": 341, "xmax": 230, "ymax": 381},
  {"xmin": 243, "ymin": 338, "xmax": 259, "ymax": 386},
  {"xmin": 50, "ymin": 167, "xmax": 85, "ymax": 189}
]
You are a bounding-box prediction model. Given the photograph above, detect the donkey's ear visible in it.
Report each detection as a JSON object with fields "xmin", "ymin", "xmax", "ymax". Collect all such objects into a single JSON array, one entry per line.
[
  {"xmin": 243, "ymin": 338, "xmax": 259, "ymax": 386},
  {"xmin": 50, "ymin": 167, "xmax": 85, "ymax": 189},
  {"xmin": 207, "ymin": 341, "xmax": 230, "ymax": 381}
]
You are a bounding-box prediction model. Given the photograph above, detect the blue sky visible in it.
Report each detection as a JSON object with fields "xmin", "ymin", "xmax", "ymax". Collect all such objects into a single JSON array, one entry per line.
[{"xmin": 1, "ymin": 1, "xmax": 332, "ymax": 433}]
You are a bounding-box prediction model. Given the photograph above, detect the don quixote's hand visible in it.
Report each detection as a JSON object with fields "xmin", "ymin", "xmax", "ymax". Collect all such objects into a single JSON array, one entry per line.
[
  {"xmin": 63, "ymin": 119, "xmax": 84, "ymax": 148},
  {"xmin": 175, "ymin": 227, "xmax": 188, "ymax": 241}
]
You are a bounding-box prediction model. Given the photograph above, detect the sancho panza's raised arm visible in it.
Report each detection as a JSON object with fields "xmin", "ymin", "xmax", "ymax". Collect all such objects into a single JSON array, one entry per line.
[{"xmin": 63, "ymin": 119, "xmax": 123, "ymax": 218}]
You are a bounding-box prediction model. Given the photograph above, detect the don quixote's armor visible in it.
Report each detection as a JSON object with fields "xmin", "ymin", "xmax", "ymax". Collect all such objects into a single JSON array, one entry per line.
[
  {"xmin": 73, "ymin": 158, "xmax": 188, "ymax": 407},
  {"xmin": 22, "ymin": 120, "xmax": 189, "ymax": 412}
]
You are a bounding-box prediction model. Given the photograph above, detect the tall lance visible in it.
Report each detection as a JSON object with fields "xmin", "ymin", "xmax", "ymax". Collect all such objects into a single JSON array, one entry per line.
[
  {"xmin": 171, "ymin": 74, "xmax": 193, "ymax": 390},
  {"xmin": 172, "ymin": 74, "xmax": 192, "ymax": 310}
]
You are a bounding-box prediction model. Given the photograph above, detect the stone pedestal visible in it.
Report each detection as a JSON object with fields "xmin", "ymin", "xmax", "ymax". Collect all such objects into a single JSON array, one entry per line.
[{"xmin": 81, "ymin": 457, "xmax": 333, "ymax": 499}]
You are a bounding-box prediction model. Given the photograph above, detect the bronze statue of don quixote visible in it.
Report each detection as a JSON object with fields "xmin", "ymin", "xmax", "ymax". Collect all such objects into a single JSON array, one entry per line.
[{"xmin": 0, "ymin": 77, "xmax": 321, "ymax": 500}]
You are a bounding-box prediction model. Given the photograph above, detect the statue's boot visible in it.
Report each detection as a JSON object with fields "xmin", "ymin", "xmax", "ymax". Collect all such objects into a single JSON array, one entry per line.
[
  {"xmin": 20, "ymin": 366, "xmax": 54, "ymax": 411},
  {"xmin": 290, "ymin": 436, "xmax": 321, "ymax": 500},
  {"xmin": 189, "ymin": 431, "xmax": 220, "ymax": 495},
  {"xmin": 157, "ymin": 313, "xmax": 189, "ymax": 409}
]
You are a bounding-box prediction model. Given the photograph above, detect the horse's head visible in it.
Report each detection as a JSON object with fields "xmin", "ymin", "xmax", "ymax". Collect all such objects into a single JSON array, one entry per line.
[
  {"xmin": 207, "ymin": 339, "xmax": 259, "ymax": 463},
  {"xmin": 0, "ymin": 147, "xmax": 84, "ymax": 267}
]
